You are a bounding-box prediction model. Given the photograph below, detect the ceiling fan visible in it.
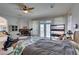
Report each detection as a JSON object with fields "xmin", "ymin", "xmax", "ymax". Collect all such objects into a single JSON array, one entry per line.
[{"xmin": 17, "ymin": 3, "xmax": 34, "ymax": 13}]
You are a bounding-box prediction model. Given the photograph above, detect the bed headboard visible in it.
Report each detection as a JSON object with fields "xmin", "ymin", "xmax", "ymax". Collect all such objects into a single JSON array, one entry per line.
[{"xmin": 74, "ymin": 31, "xmax": 79, "ymax": 43}]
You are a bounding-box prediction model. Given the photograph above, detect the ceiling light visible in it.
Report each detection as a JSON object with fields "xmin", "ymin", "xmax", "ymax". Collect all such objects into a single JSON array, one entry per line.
[{"xmin": 23, "ymin": 10, "xmax": 28, "ymax": 14}]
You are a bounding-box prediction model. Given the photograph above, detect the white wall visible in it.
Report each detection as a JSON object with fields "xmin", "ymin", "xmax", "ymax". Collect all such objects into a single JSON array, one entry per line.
[
  {"xmin": 71, "ymin": 4, "xmax": 79, "ymax": 32},
  {"xmin": 52, "ymin": 16, "xmax": 68, "ymax": 33},
  {"xmin": 52, "ymin": 17, "xmax": 65, "ymax": 24},
  {"xmin": 0, "ymin": 15, "xmax": 30, "ymax": 39},
  {"xmin": 30, "ymin": 16, "xmax": 68, "ymax": 36},
  {"xmin": 29, "ymin": 20, "xmax": 39, "ymax": 36},
  {"xmin": 18, "ymin": 17, "xmax": 30, "ymax": 29}
]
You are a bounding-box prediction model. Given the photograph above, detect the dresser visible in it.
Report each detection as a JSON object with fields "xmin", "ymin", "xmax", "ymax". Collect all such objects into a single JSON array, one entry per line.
[{"xmin": 74, "ymin": 31, "xmax": 79, "ymax": 43}]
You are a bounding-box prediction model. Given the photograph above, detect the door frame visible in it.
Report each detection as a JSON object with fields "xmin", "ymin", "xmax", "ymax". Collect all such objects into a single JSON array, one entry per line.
[{"xmin": 39, "ymin": 23, "xmax": 51, "ymax": 38}]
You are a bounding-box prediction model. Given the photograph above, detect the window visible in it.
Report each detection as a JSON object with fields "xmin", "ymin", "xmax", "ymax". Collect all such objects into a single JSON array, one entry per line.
[
  {"xmin": 10, "ymin": 25, "xmax": 18, "ymax": 31},
  {"xmin": 0, "ymin": 16, "xmax": 8, "ymax": 32}
]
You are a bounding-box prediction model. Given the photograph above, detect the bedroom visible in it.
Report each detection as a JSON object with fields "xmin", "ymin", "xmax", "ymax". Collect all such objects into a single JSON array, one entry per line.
[{"xmin": 0, "ymin": 3, "xmax": 79, "ymax": 55}]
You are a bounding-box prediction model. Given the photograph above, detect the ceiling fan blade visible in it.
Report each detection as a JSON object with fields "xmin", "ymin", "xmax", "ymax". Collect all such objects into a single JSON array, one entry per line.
[
  {"xmin": 15, "ymin": 3, "xmax": 34, "ymax": 13},
  {"xmin": 17, "ymin": 3, "xmax": 34, "ymax": 10},
  {"xmin": 27, "ymin": 7, "xmax": 34, "ymax": 10}
]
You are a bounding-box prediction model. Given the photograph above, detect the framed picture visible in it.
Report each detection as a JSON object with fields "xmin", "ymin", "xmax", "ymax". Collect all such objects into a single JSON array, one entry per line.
[{"xmin": 9, "ymin": 25, "xmax": 18, "ymax": 31}]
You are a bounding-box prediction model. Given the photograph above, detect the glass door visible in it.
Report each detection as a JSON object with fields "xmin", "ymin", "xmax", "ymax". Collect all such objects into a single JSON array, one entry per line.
[
  {"xmin": 40, "ymin": 24, "xmax": 45, "ymax": 37},
  {"xmin": 46, "ymin": 24, "xmax": 50, "ymax": 37},
  {"xmin": 40, "ymin": 23, "xmax": 50, "ymax": 38}
]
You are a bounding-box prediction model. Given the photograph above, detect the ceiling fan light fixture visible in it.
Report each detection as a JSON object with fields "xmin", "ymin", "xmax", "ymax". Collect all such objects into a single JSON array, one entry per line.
[{"xmin": 23, "ymin": 10, "xmax": 28, "ymax": 14}]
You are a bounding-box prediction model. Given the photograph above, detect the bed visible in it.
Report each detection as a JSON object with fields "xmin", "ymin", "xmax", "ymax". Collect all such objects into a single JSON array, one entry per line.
[
  {"xmin": 11, "ymin": 32, "xmax": 79, "ymax": 55},
  {"xmin": 21, "ymin": 39, "xmax": 77, "ymax": 55}
]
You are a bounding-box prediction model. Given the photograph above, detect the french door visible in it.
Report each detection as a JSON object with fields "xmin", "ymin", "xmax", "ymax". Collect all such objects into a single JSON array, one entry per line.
[{"xmin": 40, "ymin": 23, "xmax": 51, "ymax": 37}]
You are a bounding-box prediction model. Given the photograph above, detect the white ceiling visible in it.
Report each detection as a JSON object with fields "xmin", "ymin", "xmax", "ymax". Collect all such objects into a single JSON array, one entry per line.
[{"xmin": 0, "ymin": 3, "xmax": 73, "ymax": 19}]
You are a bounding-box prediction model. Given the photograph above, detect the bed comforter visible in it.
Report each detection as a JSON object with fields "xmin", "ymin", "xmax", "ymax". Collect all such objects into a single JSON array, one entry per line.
[{"xmin": 22, "ymin": 39, "xmax": 77, "ymax": 55}]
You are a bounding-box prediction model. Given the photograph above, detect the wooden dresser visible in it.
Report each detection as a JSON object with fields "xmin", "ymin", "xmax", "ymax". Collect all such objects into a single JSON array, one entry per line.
[{"xmin": 74, "ymin": 31, "xmax": 79, "ymax": 43}]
